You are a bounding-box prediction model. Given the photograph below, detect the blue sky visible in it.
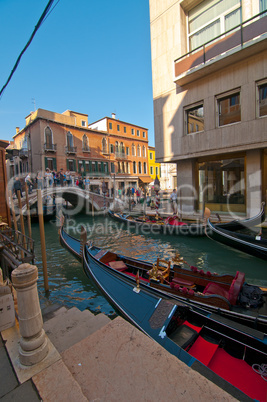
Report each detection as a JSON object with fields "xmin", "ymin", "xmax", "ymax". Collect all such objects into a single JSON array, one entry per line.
[{"xmin": 0, "ymin": 0, "xmax": 155, "ymax": 145}]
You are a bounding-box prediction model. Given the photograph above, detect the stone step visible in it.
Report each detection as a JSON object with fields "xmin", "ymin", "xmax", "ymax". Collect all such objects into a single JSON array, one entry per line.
[{"xmin": 43, "ymin": 307, "xmax": 110, "ymax": 353}]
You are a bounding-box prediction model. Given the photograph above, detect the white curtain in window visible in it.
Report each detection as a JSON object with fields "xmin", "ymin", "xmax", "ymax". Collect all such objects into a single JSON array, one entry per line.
[
  {"xmin": 225, "ymin": 8, "xmax": 241, "ymax": 31},
  {"xmin": 190, "ymin": 19, "xmax": 220, "ymax": 50}
]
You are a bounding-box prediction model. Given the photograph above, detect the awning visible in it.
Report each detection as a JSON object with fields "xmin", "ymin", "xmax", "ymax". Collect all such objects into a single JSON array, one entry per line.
[{"xmin": 139, "ymin": 176, "xmax": 153, "ymax": 184}]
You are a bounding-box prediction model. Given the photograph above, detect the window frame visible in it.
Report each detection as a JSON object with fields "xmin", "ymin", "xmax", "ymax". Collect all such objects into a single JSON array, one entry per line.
[
  {"xmin": 256, "ymin": 79, "xmax": 267, "ymax": 118},
  {"xmin": 184, "ymin": 102, "xmax": 204, "ymax": 135},
  {"xmin": 216, "ymin": 88, "xmax": 241, "ymax": 127}
]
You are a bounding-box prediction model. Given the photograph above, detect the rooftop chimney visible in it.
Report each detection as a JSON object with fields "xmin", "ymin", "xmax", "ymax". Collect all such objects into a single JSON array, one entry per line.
[
  {"xmin": 111, "ymin": 113, "xmax": 116, "ymax": 119},
  {"xmin": 16, "ymin": 127, "xmax": 20, "ymax": 134}
]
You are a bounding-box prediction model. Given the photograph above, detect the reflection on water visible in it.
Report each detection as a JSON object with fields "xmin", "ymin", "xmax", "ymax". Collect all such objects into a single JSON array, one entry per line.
[{"xmin": 31, "ymin": 214, "xmax": 267, "ymax": 317}]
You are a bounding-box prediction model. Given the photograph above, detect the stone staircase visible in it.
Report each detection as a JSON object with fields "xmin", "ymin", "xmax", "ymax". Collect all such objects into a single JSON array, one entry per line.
[
  {"xmin": 31, "ymin": 306, "xmax": 111, "ymax": 401},
  {"xmin": 42, "ymin": 306, "xmax": 110, "ymax": 353}
]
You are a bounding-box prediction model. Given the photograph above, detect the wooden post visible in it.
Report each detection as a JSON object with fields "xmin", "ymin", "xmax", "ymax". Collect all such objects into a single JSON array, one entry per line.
[
  {"xmin": 9, "ymin": 191, "xmax": 18, "ymax": 233},
  {"xmin": 17, "ymin": 191, "xmax": 27, "ymax": 256},
  {"xmin": 37, "ymin": 189, "xmax": 49, "ymax": 292},
  {"xmin": 25, "ymin": 185, "xmax": 32, "ymax": 239}
]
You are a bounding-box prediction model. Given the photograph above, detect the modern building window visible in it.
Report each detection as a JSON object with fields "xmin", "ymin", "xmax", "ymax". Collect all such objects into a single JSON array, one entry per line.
[
  {"xmin": 143, "ymin": 162, "xmax": 147, "ymax": 174},
  {"xmin": 109, "ymin": 122, "xmax": 112, "ymax": 130},
  {"xmin": 137, "ymin": 145, "xmax": 141, "ymax": 157},
  {"xmin": 149, "ymin": 152, "xmax": 153, "ymax": 160},
  {"xmin": 188, "ymin": 0, "xmax": 241, "ymax": 51},
  {"xmin": 124, "ymin": 126, "xmax": 127, "ymax": 133},
  {"xmin": 82, "ymin": 134, "xmax": 90, "ymax": 151},
  {"xmin": 143, "ymin": 131, "xmax": 146, "ymax": 138},
  {"xmin": 131, "ymin": 128, "xmax": 135, "ymax": 135},
  {"xmin": 198, "ymin": 157, "xmax": 245, "ymax": 211},
  {"xmin": 185, "ymin": 104, "xmax": 204, "ymax": 134},
  {"xmin": 133, "ymin": 161, "xmax": 137, "ymax": 174},
  {"xmin": 260, "ymin": 0, "xmax": 267, "ymax": 13},
  {"xmin": 150, "ymin": 166, "xmax": 153, "ymax": 175},
  {"xmin": 217, "ymin": 91, "xmax": 241, "ymax": 126},
  {"xmin": 137, "ymin": 129, "xmax": 140, "ymax": 137},
  {"xmin": 45, "ymin": 126, "xmax": 53, "ymax": 148},
  {"xmin": 132, "ymin": 144, "xmax": 136, "ymax": 156},
  {"xmin": 138, "ymin": 161, "xmax": 142, "ymax": 174},
  {"xmin": 257, "ymin": 82, "xmax": 267, "ymax": 117},
  {"xmin": 117, "ymin": 124, "xmax": 120, "ymax": 131}
]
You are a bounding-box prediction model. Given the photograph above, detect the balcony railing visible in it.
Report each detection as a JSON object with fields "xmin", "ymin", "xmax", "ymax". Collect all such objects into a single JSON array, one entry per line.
[
  {"xmin": 115, "ymin": 151, "xmax": 128, "ymax": 160},
  {"xmin": 19, "ymin": 148, "xmax": 28, "ymax": 159},
  {"xmin": 44, "ymin": 143, "xmax": 57, "ymax": 152},
  {"xmin": 174, "ymin": 11, "xmax": 267, "ymax": 85},
  {"xmin": 65, "ymin": 145, "xmax": 77, "ymax": 154}
]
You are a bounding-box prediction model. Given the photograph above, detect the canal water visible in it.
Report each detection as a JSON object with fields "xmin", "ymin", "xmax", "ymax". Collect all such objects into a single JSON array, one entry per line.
[{"xmin": 31, "ymin": 214, "xmax": 267, "ymax": 318}]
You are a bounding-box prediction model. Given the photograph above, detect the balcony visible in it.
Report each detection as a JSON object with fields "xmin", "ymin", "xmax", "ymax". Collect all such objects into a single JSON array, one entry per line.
[
  {"xmin": 115, "ymin": 152, "xmax": 128, "ymax": 160},
  {"xmin": 44, "ymin": 143, "xmax": 57, "ymax": 152},
  {"xmin": 19, "ymin": 148, "xmax": 28, "ymax": 159},
  {"xmin": 174, "ymin": 12, "xmax": 267, "ymax": 86},
  {"xmin": 82, "ymin": 145, "xmax": 90, "ymax": 153},
  {"xmin": 65, "ymin": 145, "xmax": 77, "ymax": 155}
]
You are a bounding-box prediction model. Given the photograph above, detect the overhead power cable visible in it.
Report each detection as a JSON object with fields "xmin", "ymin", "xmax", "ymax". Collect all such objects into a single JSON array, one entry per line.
[{"xmin": 0, "ymin": 0, "xmax": 58, "ymax": 99}]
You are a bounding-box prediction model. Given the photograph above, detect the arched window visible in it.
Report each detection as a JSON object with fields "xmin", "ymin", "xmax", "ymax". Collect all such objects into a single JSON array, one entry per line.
[
  {"xmin": 142, "ymin": 145, "xmax": 146, "ymax": 157},
  {"xmin": 120, "ymin": 142, "xmax": 125, "ymax": 154},
  {"xmin": 67, "ymin": 131, "xmax": 74, "ymax": 149},
  {"xmin": 115, "ymin": 141, "xmax": 119, "ymax": 153},
  {"xmin": 102, "ymin": 137, "xmax": 108, "ymax": 153},
  {"xmin": 133, "ymin": 161, "xmax": 136, "ymax": 174},
  {"xmin": 143, "ymin": 162, "xmax": 147, "ymax": 174},
  {"xmin": 138, "ymin": 161, "xmax": 142, "ymax": 174},
  {"xmin": 82, "ymin": 134, "xmax": 89, "ymax": 151},
  {"xmin": 45, "ymin": 126, "xmax": 53, "ymax": 148},
  {"xmin": 137, "ymin": 145, "xmax": 141, "ymax": 157},
  {"xmin": 132, "ymin": 144, "xmax": 136, "ymax": 156}
]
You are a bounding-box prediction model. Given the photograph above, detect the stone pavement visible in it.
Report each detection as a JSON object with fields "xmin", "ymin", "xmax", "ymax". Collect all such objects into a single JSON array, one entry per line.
[{"xmin": 0, "ymin": 304, "xmax": 241, "ymax": 402}]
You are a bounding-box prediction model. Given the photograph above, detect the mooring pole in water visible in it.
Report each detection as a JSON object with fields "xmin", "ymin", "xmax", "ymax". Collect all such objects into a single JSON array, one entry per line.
[
  {"xmin": 25, "ymin": 185, "xmax": 32, "ymax": 239},
  {"xmin": 91, "ymin": 194, "xmax": 94, "ymax": 217},
  {"xmin": 37, "ymin": 189, "xmax": 49, "ymax": 292}
]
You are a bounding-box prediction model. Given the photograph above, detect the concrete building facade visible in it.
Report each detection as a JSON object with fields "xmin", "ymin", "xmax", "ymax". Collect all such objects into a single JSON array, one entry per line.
[
  {"xmin": 149, "ymin": 0, "xmax": 267, "ymax": 216},
  {"xmin": 7, "ymin": 109, "xmax": 151, "ymax": 195}
]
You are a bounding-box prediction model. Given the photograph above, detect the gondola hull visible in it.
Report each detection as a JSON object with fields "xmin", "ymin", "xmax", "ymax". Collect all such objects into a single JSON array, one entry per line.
[
  {"xmin": 207, "ymin": 219, "xmax": 267, "ymax": 261},
  {"xmin": 83, "ymin": 244, "xmax": 267, "ymax": 402},
  {"xmin": 59, "ymin": 226, "xmax": 267, "ymax": 333}
]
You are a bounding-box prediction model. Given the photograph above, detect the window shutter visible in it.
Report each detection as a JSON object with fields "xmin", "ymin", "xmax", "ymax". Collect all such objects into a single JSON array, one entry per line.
[
  {"xmin": 66, "ymin": 159, "xmax": 69, "ymax": 169},
  {"xmin": 73, "ymin": 160, "xmax": 77, "ymax": 172},
  {"xmin": 44, "ymin": 157, "xmax": 48, "ymax": 169}
]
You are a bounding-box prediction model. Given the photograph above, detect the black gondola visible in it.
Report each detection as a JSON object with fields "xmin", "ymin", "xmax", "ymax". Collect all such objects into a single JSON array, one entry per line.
[
  {"xmin": 206, "ymin": 219, "xmax": 267, "ymax": 261},
  {"xmin": 108, "ymin": 202, "xmax": 265, "ymax": 237},
  {"xmin": 82, "ymin": 241, "xmax": 267, "ymax": 402},
  {"xmin": 59, "ymin": 225, "xmax": 267, "ymax": 334}
]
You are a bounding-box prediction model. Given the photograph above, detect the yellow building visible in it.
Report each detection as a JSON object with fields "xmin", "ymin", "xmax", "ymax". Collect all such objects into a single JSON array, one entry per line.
[{"xmin": 148, "ymin": 146, "xmax": 161, "ymax": 181}]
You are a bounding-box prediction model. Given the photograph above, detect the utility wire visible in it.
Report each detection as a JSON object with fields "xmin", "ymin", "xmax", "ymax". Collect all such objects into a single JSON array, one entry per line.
[{"xmin": 0, "ymin": 0, "xmax": 57, "ymax": 99}]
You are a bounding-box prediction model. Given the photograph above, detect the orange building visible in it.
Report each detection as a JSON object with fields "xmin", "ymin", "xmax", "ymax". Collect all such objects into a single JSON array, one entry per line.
[{"xmin": 7, "ymin": 109, "xmax": 151, "ymax": 194}]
